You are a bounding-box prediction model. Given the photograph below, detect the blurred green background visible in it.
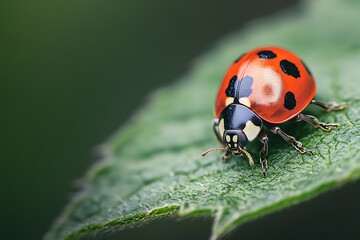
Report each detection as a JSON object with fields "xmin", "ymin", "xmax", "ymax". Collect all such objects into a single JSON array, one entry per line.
[{"xmin": 1, "ymin": 1, "xmax": 360, "ymax": 240}]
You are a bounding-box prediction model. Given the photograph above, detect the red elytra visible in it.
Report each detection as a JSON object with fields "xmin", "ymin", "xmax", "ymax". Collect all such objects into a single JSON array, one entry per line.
[{"xmin": 215, "ymin": 46, "xmax": 316, "ymax": 123}]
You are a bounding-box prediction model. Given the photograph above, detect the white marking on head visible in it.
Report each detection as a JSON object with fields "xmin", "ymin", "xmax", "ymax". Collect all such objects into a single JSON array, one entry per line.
[
  {"xmin": 219, "ymin": 119, "xmax": 225, "ymax": 138},
  {"xmin": 226, "ymin": 135, "xmax": 231, "ymax": 142},
  {"xmin": 239, "ymin": 97, "xmax": 251, "ymax": 107},
  {"xmin": 234, "ymin": 143, "xmax": 238, "ymax": 148},
  {"xmin": 225, "ymin": 97, "xmax": 234, "ymax": 106},
  {"xmin": 232, "ymin": 135, "xmax": 238, "ymax": 142},
  {"xmin": 243, "ymin": 121, "xmax": 261, "ymax": 142}
]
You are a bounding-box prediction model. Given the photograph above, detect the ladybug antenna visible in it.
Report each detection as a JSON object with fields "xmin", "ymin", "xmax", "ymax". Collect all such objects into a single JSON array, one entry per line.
[
  {"xmin": 240, "ymin": 148, "xmax": 254, "ymax": 166},
  {"xmin": 201, "ymin": 147, "xmax": 227, "ymax": 156}
]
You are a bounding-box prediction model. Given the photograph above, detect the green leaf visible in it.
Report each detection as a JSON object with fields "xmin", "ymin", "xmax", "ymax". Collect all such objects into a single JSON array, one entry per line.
[{"xmin": 46, "ymin": 0, "xmax": 360, "ymax": 239}]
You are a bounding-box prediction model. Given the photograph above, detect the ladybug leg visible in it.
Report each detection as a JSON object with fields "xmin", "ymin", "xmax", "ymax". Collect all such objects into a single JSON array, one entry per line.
[
  {"xmin": 296, "ymin": 113, "xmax": 339, "ymax": 132},
  {"xmin": 269, "ymin": 126, "xmax": 316, "ymax": 155},
  {"xmin": 258, "ymin": 131, "xmax": 269, "ymax": 177},
  {"xmin": 212, "ymin": 118, "xmax": 223, "ymax": 144},
  {"xmin": 311, "ymin": 99, "xmax": 347, "ymax": 112},
  {"xmin": 221, "ymin": 150, "xmax": 232, "ymax": 163}
]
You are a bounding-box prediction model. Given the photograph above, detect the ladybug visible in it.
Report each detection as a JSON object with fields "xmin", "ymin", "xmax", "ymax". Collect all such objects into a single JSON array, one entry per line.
[{"xmin": 202, "ymin": 46, "xmax": 346, "ymax": 177}]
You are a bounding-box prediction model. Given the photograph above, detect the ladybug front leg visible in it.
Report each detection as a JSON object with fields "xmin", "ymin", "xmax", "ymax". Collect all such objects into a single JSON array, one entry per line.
[
  {"xmin": 311, "ymin": 99, "xmax": 347, "ymax": 112},
  {"xmin": 269, "ymin": 125, "xmax": 316, "ymax": 155},
  {"xmin": 258, "ymin": 131, "xmax": 269, "ymax": 177},
  {"xmin": 221, "ymin": 150, "xmax": 232, "ymax": 163},
  {"xmin": 212, "ymin": 118, "xmax": 223, "ymax": 144}
]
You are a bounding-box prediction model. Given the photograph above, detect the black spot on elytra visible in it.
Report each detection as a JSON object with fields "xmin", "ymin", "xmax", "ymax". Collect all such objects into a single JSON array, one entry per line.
[
  {"xmin": 284, "ymin": 91, "xmax": 296, "ymax": 110},
  {"xmin": 257, "ymin": 50, "xmax": 277, "ymax": 59},
  {"xmin": 301, "ymin": 60, "xmax": 313, "ymax": 77},
  {"xmin": 233, "ymin": 53, "xmax": 245, "ymax": 63},
  {"xmin": 225, "ymin": 75, "xmax": 239, "ymax": 97},
  {"xmin": 280, "ymin": 59, "xmax": 300, "ymax": 78},
  {"xmin": 239, "ymin": 75, "xmax": 253, "ymax": 97},
  {"xmin": 225, "ymin": 75, "xmax": 254, "ymax": 100}
]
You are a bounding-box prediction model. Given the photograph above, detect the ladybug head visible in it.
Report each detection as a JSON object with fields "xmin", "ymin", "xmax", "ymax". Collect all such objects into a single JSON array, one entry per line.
[
  {"xmin": 220, "ymin": 128, "xmax": 253, "ymax": 165},
  {"xmin": 222, "ymin": 129, "xmax": 248, "ymax": 154},
  {"xmin": 201, "ymin": 129, "xmax": 253, "ymax": 164}
]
